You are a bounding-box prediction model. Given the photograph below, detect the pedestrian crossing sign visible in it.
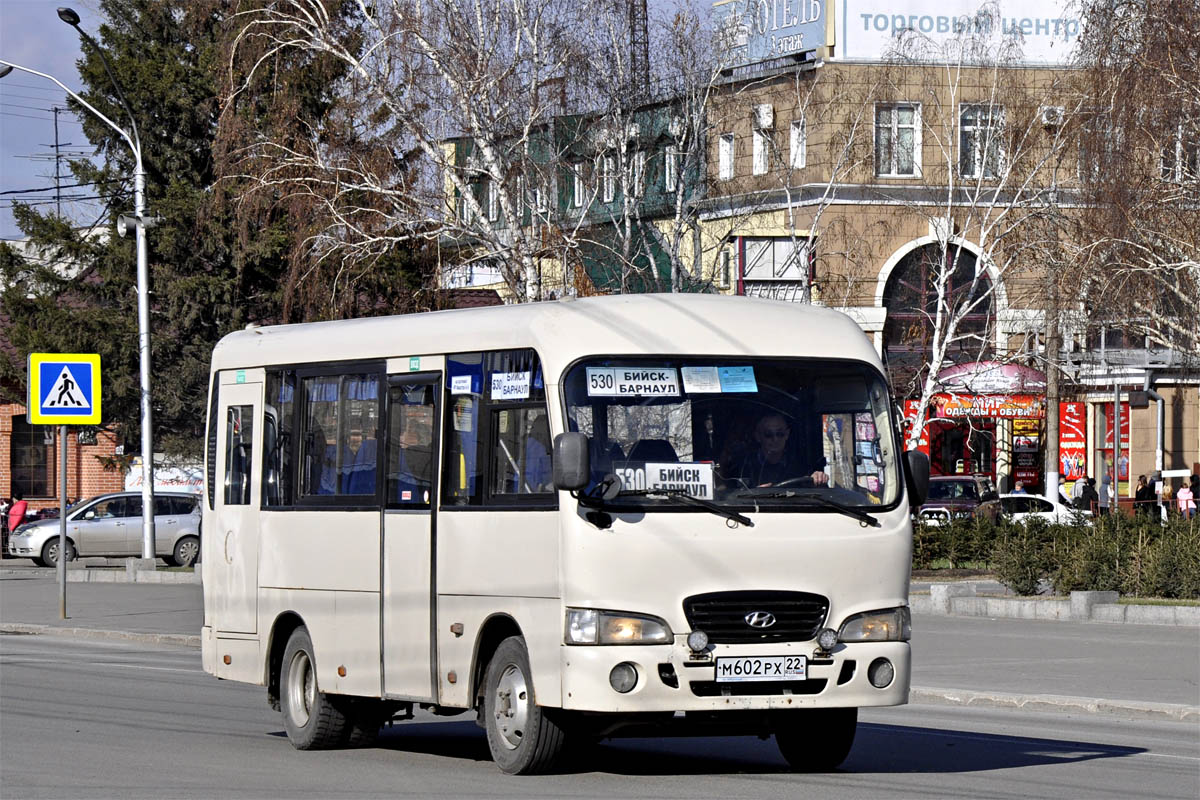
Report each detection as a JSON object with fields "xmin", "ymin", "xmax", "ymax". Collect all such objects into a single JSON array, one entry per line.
[{"xmin": 28, "ymin": 353, "xmax": 102, "ymax": 425}]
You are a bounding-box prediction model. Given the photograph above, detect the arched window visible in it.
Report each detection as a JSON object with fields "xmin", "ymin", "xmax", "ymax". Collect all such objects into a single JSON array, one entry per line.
[{"xmin": 882, "ymin": 243, "xmax": 994, "ymax": 394}]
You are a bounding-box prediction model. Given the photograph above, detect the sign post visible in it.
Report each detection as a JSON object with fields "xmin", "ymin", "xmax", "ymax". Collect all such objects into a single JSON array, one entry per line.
[{"xmin": 28, "ymin": 353, "xmax": 102, "ymax": 619}]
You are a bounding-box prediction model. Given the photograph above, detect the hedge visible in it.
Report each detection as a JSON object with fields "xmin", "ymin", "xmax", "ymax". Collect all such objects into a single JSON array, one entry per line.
[{"xmin": 914, "ymin": 514, "xmax": 1200, "ymax": 599}]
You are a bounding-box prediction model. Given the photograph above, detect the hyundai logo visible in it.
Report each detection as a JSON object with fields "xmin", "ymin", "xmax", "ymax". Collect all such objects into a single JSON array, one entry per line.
[{"xmin": 744, "ymin": 611, "xmax": 777, "ymax": 628}]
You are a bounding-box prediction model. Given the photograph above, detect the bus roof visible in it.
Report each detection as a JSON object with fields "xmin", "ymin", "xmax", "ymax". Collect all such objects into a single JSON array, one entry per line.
[{"xmin": 210, "ymin": 293, "xmax": 883, "ymax": 379}]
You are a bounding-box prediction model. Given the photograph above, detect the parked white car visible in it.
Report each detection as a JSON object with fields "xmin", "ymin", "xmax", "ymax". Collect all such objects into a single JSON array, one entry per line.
[
  {"xmin": 984, "ymin": 494, "xmax": 1093, "ymax": 526},
  {"xmin": 7, "ymin": 491, "xmax": 201, "ymax": 567}
]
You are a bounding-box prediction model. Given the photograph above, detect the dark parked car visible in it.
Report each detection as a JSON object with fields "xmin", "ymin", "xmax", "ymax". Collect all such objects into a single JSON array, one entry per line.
[{"xmin": 917, "ymin": 474, "xmax": 997, "ymax": 525}]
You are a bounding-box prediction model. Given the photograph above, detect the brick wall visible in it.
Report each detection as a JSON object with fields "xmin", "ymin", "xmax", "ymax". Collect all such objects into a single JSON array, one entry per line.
[{"xmin": 1, "ymin": 403, "xmax": 125, "ymax": 513}]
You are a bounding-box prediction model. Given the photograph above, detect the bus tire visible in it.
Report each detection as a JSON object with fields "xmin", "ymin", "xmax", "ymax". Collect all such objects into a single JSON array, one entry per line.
[
  {"xmin": 280, "ymin": 626, "xmax": 349, "ymax": 750},
  {"xmin": 774, "ymin": 707, "xmax": 857, "ymax": 771},
  {"xmin": 483, "ymin": 635, "xmax": 567, "ymax": 774}
]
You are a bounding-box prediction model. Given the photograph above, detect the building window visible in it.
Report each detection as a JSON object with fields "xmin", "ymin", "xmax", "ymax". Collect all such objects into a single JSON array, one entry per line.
[
  {"xmin": 632, "ymin": 151, "xmax": 646, "ymax": 198},
  {"xmin": 876, "ymin": 103, "xmax": 920, "ymax": 177},
  {"xmin": 717, "ymin": 249, "xmax": 732, "ymax": 287},
  {"xmin": 719, "ymin": 133, "xmax": 735, "ymax": 181},
  {"xmin": 790, "ymin": 118, "xmax": 807, "ymax": 169},
  {"xmin": 600, "ymin": 155, "xmax": 616, "ymax": 203},
  {"xmin": 487, "ymin": 179, "xmax": 499, "ymax": 221},
  {"xmin": 741, "ymin": 236, "xmax": 813, "ymax": 301},
  {"xmin": 1161, "ymin": 122, "xmax": 1199, "ymax": 182},
  {"xmin": 665, "ymin": 145, "xmax": 679, "ymax": 192},
  {"xmin": 572, "ymin": 163, "xmax": 585, "ymax": 208},
  {"xmin": 1079, "ymin": 113, "xmax": 1122, "ymax": 181},
  {"xmin": 959, "ymin": 104, "xmax": 1004, "ymax": 179},
  {"xmin": 10, "ymin": 414, "xmax": 52, "ymax": 497},
  {"xmin": 752, "ymin": 129, "xmax": 769, "ymax": 175}
]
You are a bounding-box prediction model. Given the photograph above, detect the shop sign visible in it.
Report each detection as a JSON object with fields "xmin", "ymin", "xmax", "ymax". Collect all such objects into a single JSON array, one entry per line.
[
  {"xmin": 839, "ymin": 0, "xmax": 1082, "ymax": 65},
  {"xmin": 933, "ymin": 393, "xmax": 1045, "ymax": 419},
  {"xmin": 937, "ymin": 361, "xmax": 1045, "ymax": 394},
  {"xmin": 902, "ymin": 399, "xmax": 931, "ymax": 454},
  {"xmin": 714, "ymin": 0, "xmax": 827, "ymax": 68},
  {"xmin": 1058, "ymin": 401, "xmax": 1086, "ymax": 480}
]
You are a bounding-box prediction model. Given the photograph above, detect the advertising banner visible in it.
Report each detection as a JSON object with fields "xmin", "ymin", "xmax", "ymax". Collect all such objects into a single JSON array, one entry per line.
[
  {"xmin": 715, "ymin": 0, "xmax": 827, "ymax": 68},
  {"xmin": 1058, "ymin": 401, "xmax": 1086, "ymax": 480},
  {"xmin": 902, "ymin": 399, "xmax": 931, "ymax": 454},
  {"xmin": 839, "ymin": 0, "xmax": 1082, "ymax": 65},
  {"xmin": 1102, "ymin": 402, "xmax": 1130, "ymax": 482},
  {"xmin": 932, "ymin": 393, "xmax": 1045, "ymax": 419}
]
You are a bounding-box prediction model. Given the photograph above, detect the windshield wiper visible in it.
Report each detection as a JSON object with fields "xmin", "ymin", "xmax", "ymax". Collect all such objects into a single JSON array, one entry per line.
[
  {"xmin": 735, "ymin": 490, "xmax": 880, "ymax": 527},
  {"xmin": 618, "ymin": 489, "xmax": 754, "ymax": 528}
]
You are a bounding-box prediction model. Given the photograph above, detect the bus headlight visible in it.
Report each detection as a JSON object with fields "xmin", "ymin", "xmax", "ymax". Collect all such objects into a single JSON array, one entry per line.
[
  {"xmin": 837, "ymin": 607, "xmax": 911, "ymax": 642},
  {"xmin": 565, "ymin": 609, "xmax": 673, "ymax": 645}
]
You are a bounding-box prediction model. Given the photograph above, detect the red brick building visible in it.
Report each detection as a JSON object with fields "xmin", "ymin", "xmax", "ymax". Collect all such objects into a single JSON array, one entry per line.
[{"xmin": 1, "ymin": 402, "xmax": 124, "ymax": 515}]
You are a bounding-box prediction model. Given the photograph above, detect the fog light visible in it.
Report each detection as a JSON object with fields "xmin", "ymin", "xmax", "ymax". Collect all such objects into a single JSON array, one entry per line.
[
  {"xmin": 867, "ymin": 657, "xmax": 894, "ymax": 688},
  {"xmin": 687, "ymin": 630, "xmax": 709, "ymax": 652},
  {"xmin": 816, "ymin": 628, "xmax": 838, "ymax": 651},
  {"xmin": 609, "ymin": 662, "xmax": 638, "ymax": 693}
]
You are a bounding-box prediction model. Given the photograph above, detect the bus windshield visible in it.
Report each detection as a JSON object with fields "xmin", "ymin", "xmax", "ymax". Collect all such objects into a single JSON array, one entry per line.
[{"xmin": 562, "ymin": 357, "xmax": 901, "ymax": 510}]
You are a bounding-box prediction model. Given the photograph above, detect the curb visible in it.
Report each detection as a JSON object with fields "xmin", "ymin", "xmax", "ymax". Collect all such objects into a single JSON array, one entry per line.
[
  {"xmin": 2, "ymin": 622, "xmax": 1194, "ymax": 723},
  {"xmin": 0, "ymin": 567, "xmax": 200, "ymax": 584},
  {"xmin": 910, "ymin": 584, "xmax": 1200, "ymax": 626},
  {"xmin": 0, "ymin": 622, "xmax": 200, "ymax": 647},
  {"xmin": 909, "ymin": 686, "xmax": 1200, "ymax": 723}
]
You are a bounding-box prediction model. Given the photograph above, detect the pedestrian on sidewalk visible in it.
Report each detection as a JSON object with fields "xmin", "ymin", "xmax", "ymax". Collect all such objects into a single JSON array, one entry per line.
[
  {"xmin": 8, "ymin": 491, "xmax": 28, "ymax": 533},
  {"xmin": 1178, "ymin": 480, "xmax": 1196, "ymax": 520}
]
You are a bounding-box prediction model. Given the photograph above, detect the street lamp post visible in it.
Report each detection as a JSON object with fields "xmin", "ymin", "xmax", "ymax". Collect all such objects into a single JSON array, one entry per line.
[{"xmin": 1, "ymin": 10, "xmax": 156, "ymax": 560}]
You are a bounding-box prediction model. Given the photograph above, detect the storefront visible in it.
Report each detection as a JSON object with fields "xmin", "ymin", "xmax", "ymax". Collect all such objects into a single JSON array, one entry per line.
[{"xmin": 904, "ymin": 362, "xmax": 1047, "ymax": 490}]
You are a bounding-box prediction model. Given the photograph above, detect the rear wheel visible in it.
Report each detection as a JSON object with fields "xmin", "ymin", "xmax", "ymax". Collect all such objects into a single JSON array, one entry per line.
[
  {"xmin": 280, "ymin": 627, "xmax": 350, "ymax": 749},
  {"xmin": 774, "ymin": 707, "xmax": 858, "ymax": 771},
  {"xmin": 483, "ymin": 636, "xmax": 568, "ymax": 774},
  {"xmin": 40, "ymin": 538, "xmax": 75, "ymax": 568},
  {"xmin": 169, "ymin": 536, "xmax": 200, "ymax": 568}
]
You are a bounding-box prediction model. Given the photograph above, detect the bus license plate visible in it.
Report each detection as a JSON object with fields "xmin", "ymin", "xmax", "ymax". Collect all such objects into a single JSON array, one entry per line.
[{"xmin": 716, "ymin": 655, "xmax": 807, "ymax": 682}]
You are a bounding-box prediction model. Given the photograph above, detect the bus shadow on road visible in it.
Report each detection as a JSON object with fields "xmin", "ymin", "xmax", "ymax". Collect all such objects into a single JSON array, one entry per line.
[{"xmin": 368, "ymin": 719, "xmax": 1145, "ymax": 775}]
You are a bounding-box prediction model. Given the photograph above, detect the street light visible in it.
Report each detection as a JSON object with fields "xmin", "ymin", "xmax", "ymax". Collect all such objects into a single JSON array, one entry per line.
[{"xmin": 1, "ymin": 9, "xmax": 157, "ymax": 561}]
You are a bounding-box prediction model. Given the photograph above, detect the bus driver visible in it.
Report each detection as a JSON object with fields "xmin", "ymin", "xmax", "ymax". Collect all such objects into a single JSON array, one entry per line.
[{"xmin": 733, "ymin": 413, "xmax": 829, "ymax": 489}]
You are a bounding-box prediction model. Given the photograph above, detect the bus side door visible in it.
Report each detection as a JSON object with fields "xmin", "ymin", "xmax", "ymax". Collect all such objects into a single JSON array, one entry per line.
[
  {"xmin": 382, "ymin": 374, "xmax": 441, "ymax": 701},
  {"xmin": 212, "ymin": 377, "xmax": 262, "ymax": 634}
]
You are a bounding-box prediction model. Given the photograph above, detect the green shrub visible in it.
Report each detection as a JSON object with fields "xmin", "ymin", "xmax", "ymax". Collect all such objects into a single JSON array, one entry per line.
[{"xmin": 991, "ymin": 519, "xmax": 1051, "ymax": 596}]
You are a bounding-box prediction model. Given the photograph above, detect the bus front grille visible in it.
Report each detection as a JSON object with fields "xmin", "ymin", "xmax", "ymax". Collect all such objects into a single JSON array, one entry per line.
[{"xmin": 683, "ymin": 591, "xmax": 829, "ymax": 644}]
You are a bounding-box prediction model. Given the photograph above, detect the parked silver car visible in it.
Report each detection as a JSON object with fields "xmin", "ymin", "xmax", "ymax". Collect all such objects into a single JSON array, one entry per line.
[{"xmin": 6, "ymin": 491, "xmax": 201, "ymax": 567}]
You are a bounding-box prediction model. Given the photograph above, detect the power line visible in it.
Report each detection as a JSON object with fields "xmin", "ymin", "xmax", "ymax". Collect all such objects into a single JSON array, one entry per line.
[
  {"xmin": 0, "ymin": 81, "xmax": 77, "ymax": 94},
  {"xmin": 1, "ymin": 179, "xmax": 123, "ymax": 196},
  {"xmin": 0, "ymin": 91, "xmax": 72, "ymax": 103}
]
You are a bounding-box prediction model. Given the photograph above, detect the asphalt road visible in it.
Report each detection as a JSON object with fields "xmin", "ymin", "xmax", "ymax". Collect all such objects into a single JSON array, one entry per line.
[{"xmin": 1, "ymin": 635, "xmax": 1196, "ymax": 800}]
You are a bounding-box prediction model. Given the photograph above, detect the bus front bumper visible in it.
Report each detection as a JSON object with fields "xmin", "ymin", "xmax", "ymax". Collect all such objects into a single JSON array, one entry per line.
[{"xmin": 560, "ymin": 638, "xmax": 909, "ymax": 713}]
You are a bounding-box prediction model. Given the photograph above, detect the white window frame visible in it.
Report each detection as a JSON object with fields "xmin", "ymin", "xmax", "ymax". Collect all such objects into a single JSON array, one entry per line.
[
  {"xmin": 601, "ymin": 155, "xmax": 616, "ymax": 203},
  {"xmin": 752, "ymin": 129, "xmax": 769, "ymax": 175},
  {"xmin": 875, "ymin": 103, "xmax": 921, "ymax": 177},
  {"xmin": 959, "ymin": 103, "xmax": 1005, "ymax": 179},
  {"xmin": 486, "ymin": 179, "xmax": 499, "ymax": 221},
  {"xmin": 719, "ymin": 133, "xmax": 735, "ymax": 181},
  {"xmin": 665, "ymin": 145, "xmax": 680, "ymax": 192},
  {"xmin": 572, "ymin": 163, "xmax": 585, "ymax": 208},
  {"xmin": 789, "ymin": 117, "xmax": 807, "ymax": 170},
  {"xmin": 632, "ymin": 151, "xmax": 646, "ymax": 199},
  {"xmin": 717, "ymin": 249, "xmax": 732, "ymax": 287},
  {"xmin": 1161, "ymin": 122, "xmax": 1199, "ymax": 183}
]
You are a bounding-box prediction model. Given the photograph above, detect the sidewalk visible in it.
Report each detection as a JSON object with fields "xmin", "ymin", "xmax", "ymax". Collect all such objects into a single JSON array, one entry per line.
[{"xmin": 2, "ymin": 573, "xmax": 1197, "ymax": 723}]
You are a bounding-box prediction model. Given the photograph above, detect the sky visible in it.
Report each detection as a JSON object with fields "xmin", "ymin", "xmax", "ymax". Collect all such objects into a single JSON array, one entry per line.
[{"xmin": 1, "ymin": 1, "xmax": 105, "ymax": 240}]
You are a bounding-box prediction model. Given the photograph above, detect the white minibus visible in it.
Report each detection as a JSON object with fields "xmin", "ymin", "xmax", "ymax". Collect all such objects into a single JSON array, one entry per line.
[{"xmin": 202, "ymin": 293, "xmax": 929, "ymax": 774}]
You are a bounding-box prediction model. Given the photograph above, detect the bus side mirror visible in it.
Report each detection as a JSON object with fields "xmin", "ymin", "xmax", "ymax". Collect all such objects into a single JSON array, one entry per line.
[
  {"xmin": 553, "ymin": 432, "xmax": 590, "ymax": 491},
  {"xmin": 905, "ymin": 449, "xmax": 930, "ymax": 507}
]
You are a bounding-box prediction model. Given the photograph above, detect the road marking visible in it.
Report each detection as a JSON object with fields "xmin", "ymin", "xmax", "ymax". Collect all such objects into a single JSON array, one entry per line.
[{"xmin": 0, "ymin": 656, "xmax": 202, "ymax": 675}]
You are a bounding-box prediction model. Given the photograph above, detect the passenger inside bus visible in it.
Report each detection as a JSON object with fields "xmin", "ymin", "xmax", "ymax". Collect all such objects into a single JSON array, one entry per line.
[{"xmin": 342, "ymin": 426, "xmax": 377, "ymax": 494}]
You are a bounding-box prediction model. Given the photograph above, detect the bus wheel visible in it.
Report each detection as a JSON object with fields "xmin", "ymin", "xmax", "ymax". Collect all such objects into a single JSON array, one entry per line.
[
  {"xmin": 774, "ymin": 707, "xmax": 857, "ymax": 771},
  {"xmin": 483, "ymin": 636, "xmax": 567, "ymax": 774},
  {"xmin": 281, "ymin": 626, "xmax": 349, "ymax": 750}
]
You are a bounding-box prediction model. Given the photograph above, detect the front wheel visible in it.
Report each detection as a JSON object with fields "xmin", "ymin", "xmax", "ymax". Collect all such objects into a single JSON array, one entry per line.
[
  {"xmin": 280, "ymin": 626, "xmax": 350, "ymax": 749},
  {"xmin": 775, "ymin": 707, "xmax": 857, "ymax": 771},
  {"xmin": 483, "ymin": 636, "xmax": 568, "ymax": 774},
  {"xmin": 40, "ymin": 538, "xmax": 76, "ymax": 568}
]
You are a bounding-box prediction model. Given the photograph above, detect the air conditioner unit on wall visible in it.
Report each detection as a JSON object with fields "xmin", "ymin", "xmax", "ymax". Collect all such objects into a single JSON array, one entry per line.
[
  {"xmin": 1039, "ymin": 105, "xmax": 1065, "ymax": 127},
  {"xmin": 754, "ymin": 104, "xmax": 774, "ymax": 130}
]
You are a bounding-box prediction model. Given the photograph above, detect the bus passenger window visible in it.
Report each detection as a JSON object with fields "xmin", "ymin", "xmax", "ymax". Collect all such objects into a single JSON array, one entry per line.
[
  {"xmin": 224, "ymin": 405, "xmax": 254, "ymax": 505},
  {"xmin": 388, "ymin": 383, "xmax": 435, "ymax": 507},
  {"xmin": 491, "ymin": 408, "xmax": 552, "ymax": 495},
  {"xmin": 263, "ymin": 370, "xmax": 295, "ymax": 506}
]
